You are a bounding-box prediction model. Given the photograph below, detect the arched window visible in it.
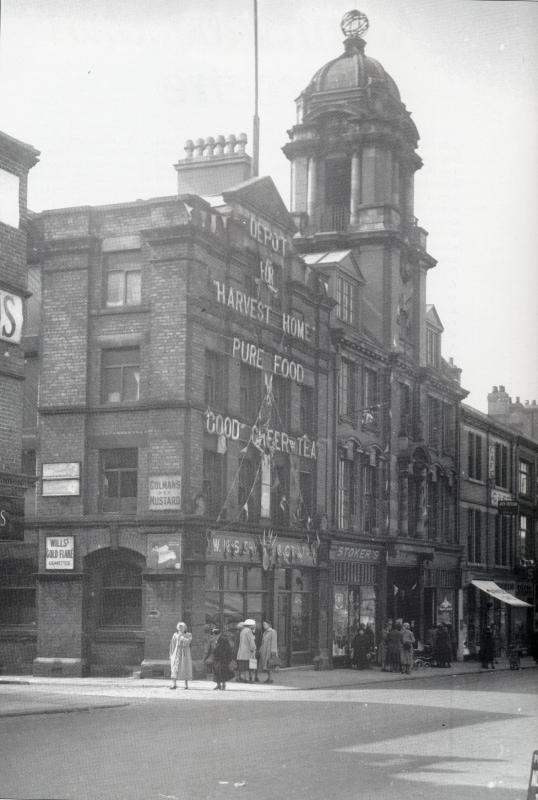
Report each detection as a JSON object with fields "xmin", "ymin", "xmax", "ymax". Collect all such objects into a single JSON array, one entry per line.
[{"xmin": 100, "ymin": 560, "xmax": 142, "ymax": 627}]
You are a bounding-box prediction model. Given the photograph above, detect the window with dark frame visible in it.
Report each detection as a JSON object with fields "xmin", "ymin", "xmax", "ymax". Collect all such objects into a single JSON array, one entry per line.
[
  {"xmin": 240, "ymin": 364, "xmax": 262, "ymax": 421},
  {"xmin": 204, "ymin": 563, "xmax": 268, "ymax": 634},
  {"xmin": 467, "ymin": 432, "xmax": 483, "ymax": 481},
  {"xmin": 300, "ymin": 385, "xmax": 314, "ymax": 434},
  {"xmin": 100, "ymin": 448, "xmax": 138, "ymax": 513},
  {"xmin": 0, "ymin": 559, "xmax": 36, "ymax": 625},
  {"xmin": 238, "ymin": 456, "xmax": 260, "ymax": 522},
  {"xmin": 337, "ymin": 459, "xmax": 353, "ymax": 530},
  {"xmin": 202, "ymin": 449, "xmax": 225, "ymax": 518},
  {"xmin": 102, "ymin": 348, "xmax": 140, "ymax": 404},
  {"xmin": 336, "ymin": 274, "xmax": 354, "ymax": 325},
  {"xmin": 495, "ymin": 515, "xmax": 512, "ymax": 567},
  {"xmin": 104, "ymin": 251, "xmax": 142, "ymax": 308},
  {"xmin": 100, "ymin": 561, "xmax": 142, "ymax": 627},
  {"xmin": 399, "ymin": 382, "xmax": 411, "ymax": 436},
  {"xmin": 363, "ymin": 460, "xmax": 379, "ymax": 535},
  {"xmin": 362, "ymin": 367, "xmax": 378, "ymax": 427},
  {"xmin": 426, "ymin": 327, "xmax": 440, "ymax": 368},
  {"xmin": 204, "ymin": 350, "xmax": 226, "ymax": 408},
  {"xmin": 428, "ymin": 397, "xmax": 441, "ymax": 449},
  {"xmin": 518, "ymin": 515, "xmax": 530, "ymax": 561},
  {"xmin": 339, "ymin": 359, "xmax": 354, "ymax": 418},
  {"xmin": 467, "ymin": 508, "xmax": 482, "ymax": 564},
  {"xmin": 518, "ymin": 460, "xmax": 530, "ymax": 496},
  {"xmin": 494, "ymin": 443, "xmax": 509, "ymax": 488},
  {"xmin": 272, "ymin": 375, "xmax": 290, "ymax": 429}
]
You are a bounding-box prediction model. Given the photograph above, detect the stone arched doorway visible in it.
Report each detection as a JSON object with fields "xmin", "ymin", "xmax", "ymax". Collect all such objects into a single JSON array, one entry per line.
[{"xmin": 83, "ymin": 547, "xmax": 145, "ymax": 676}]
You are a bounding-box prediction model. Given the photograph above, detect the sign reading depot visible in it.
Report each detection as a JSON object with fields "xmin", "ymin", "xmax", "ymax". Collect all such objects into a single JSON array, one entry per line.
[{"xmin": 46, "ymin": 536, "xmax": 75, "ymax": 570}]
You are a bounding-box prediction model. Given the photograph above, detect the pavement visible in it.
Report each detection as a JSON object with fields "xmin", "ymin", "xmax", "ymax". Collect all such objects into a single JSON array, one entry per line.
[{"xmin": 0, "ymin": 654, "xmax": 536, "ymax": 717}]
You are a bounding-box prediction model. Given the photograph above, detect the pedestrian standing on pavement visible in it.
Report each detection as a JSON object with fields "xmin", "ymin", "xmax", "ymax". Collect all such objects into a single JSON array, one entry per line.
[
  {"xmin": 253, "ymin": 620, "xmax": 263, "ymax": 683},
  {"xmin": 351, "ymin": 625, "xmax": 370, "ymax": 670},
  {"xmin": 233, "ymin": 621, "xmax": 244, "ymax": 682},
  {"xmin": 259, "ymin": 620, "xmax": 279, "ymax": 683},
  {"xmin": 212, "ymin": 630, "xmax": 234, "ymax": 691},
  {"xmin": 480, "ymin": 625, "xmax": 496, "ymax": 669},
  {"xmin": 400, "ymin": 622, "xmax": 415, "ymax": 674},
  {"xmin": 169, "ymin": 621, "xmax": 193, "ymax": 690},
  {"xmin": 386, "ymin": 623, "xmax": 403, "ymax": 673},
  {"xmin": 436, "ymin": 623, "xmax": 452, "ymax": 668},
  {"xmin": 203, "ymin": 627, "xmax": 219, "ymax": 679},
  {"xmin": 237, "ymin": 619, "xmax": 257, "ymax": 683},
  {"xmin": 379, "ymin": 620, "xmax": 392, "ymax": 671}
]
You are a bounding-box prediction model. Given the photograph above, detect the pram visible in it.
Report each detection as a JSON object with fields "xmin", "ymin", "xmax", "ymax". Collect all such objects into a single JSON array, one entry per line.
[
  {"xmin": 413, "ymin": 644, "xmax": 434, "ymax": 670},
  {"xmin": 507, "ymin": 644, "xmax": 521, "ymax": 670}
]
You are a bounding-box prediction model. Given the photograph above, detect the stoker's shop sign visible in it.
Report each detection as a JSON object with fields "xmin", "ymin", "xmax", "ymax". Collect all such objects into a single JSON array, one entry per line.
[{"xmin": 330, "ymin": 544, "xmax": 383, "ymax": 563}]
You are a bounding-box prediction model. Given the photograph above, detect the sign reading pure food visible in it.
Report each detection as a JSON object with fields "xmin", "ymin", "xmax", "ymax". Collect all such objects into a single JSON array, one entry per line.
[
  {"xmin": 149, "ymin": 475, "xmax": 182, "ymax": 510},
  {"xmin": 46, "ymin": 536, "xmax": 74, "ymax": 570}
]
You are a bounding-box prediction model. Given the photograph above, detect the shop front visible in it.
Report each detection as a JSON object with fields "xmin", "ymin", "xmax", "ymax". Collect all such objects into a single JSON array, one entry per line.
[
  {"xmin": 464, "ymin": 578, "xmax": 532, "ymax": 659},
  {"xmin": 329, "ymin": 542, "xmax": 384, "ymax": 667},
  {"xmin": 205, "ymin": 529, "xmax": 320, "ymax": 666}
]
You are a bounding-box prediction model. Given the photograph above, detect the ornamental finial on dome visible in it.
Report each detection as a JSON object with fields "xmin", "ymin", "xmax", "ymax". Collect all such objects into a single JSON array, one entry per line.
[{"xmin": 341, "ymin": 10, "xmax": 369, "ymax": 53}]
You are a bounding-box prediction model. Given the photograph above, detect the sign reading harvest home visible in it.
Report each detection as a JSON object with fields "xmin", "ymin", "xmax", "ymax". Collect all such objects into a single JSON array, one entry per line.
[
  {"xmin": 46, "ymin": 536, "xmax": 74, "ymax": 570},
  {"xmin": 149, "ymin": 475, "xmax": 182, "ymax": 510}
]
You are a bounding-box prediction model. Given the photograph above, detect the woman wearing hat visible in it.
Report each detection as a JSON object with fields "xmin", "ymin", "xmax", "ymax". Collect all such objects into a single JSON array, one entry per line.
[
  {"xmin": 237, "ymin": 619, "xmax": 257, "ymax": 683},
  {"xmin": 169, "ymin": 621, "xmax": 193, "ymax": 690}
]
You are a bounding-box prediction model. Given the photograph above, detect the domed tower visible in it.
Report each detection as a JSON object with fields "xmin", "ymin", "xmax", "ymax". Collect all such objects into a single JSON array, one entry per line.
[{"xmin": 283, "ymin": 11, "xmax": 436, "ymax": 359}]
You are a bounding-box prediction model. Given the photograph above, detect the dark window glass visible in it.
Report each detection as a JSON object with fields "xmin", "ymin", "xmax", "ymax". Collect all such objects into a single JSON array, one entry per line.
[
  {"xmin": 100, "ymin": 561, "xmax": 142, "ymax": 626},
  {"xmin": 240, "ymin": 364, "xmax": 262, "ymax": 421},
  {"xmin": 0, "ymin": 559, "xmax": 36, "ymax": 625},
  {"xmin": 102, "ymin": 348, "xmax": 140, "ymax": 403},
  {"xmin": 204, "ymin": 350, "xmax": 226, "ymax": 408},
  {"xmin": 203, "ymin": 450, "xmax": 225, "ymax": 517},
  {"xmin": 101, "ymin": 449, "xmax": 138, "ymax": 513},
  {"xmin": 104, "ymin": 252, "xmax": 141, "ymax": 307},
  {"xmin": 300, "ymin": 385, "xmax": 314, "ymax": 434}
]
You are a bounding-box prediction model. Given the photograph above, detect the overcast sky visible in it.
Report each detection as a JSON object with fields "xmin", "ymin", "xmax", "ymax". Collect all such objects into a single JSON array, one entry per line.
[{"xmin": 1, "ymin": 0, "xmax": 537, "ymax": 412}]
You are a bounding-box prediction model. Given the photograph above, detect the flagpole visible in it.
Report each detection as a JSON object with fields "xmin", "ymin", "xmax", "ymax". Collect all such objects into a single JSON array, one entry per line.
[{"xmin": 252, "ymin": 0, "xmax": 260, "ymax": 177}]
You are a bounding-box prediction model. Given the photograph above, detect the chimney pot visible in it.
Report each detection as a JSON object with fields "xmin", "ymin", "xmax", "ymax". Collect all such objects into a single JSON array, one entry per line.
[
  {"xmin": 499, "ymin": 385, "xmax": 505, "ymax": 393},
  {"xmin": 236, "ymin": 132, "xmax": 248, "ymax": 154},
  {"xmin": 184, "ymin": 139, "xmax": 194, "ymax": 159},
  {"xmin": 214, "ymin": 135, "xmax": 225, "ymax": 156},
  {"xmin": 203, "ymin": 136, "xmax": 215, "ymax": 158},
  {"xmin": 224, "ymin": 134, "xmax": 236, "ymax": 155},
  {"xmin": 193, "ymin": 138, "xmax": 204, "ymax": 158},
  {"xmin": 492, "ymin": 386, "xmax": 498, "ymax": 393}
]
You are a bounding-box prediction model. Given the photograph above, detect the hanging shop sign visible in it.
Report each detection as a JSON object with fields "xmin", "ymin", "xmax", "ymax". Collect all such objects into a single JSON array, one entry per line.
[
  {"xmin": 0, "ymin": 289, "xmax": 23, "ymax": 344},
  {"xmin": 41, "ymin": 463, "xmax": 80, "ymax": 497},
  {"xmin": 147, "ymin": 535, "xmax": 182, "ymax": 570},
  {"xmin": 45, "ymin": 536, "xmax": 74, "ymax": 570},
  {"xmin": 205, "ymin": 410, "xmax": 317, "ymax": 460},
  {"xmin": 496, "ymin": 500, "xmax": 519, "ymax": 516},
  {"xmin": 330, "ymin": 544, "xmax": 383, "ymax": 563},
  {"xmin": 148, "ymin": 475, "xmax": 182, "ymax": 511},
  {"xmin": 490, "ymin": 489, "xmax": 512, "ymax": 507}
]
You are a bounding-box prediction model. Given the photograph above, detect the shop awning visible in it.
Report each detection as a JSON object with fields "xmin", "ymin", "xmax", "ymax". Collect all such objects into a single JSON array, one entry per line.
[{"xmin": 471, "ymin": 580, "xmax": 532, "ymax": 607}]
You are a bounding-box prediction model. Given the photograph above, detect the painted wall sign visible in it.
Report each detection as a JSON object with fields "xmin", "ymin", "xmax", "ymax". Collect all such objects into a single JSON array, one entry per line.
[
  {"xmin": 207, "ymin": 531, "xmax": 317, "ymax": 567},
  {"xmin": 330, "ymin": 544, "xmax": 383, "ymax": 562},
  {"xmin": 249, "ymin": 215, "xmax": 288, "ymax": 256},
  {"xmin": 0, "ymin": 290, "xmax": 23, "ymax": 344},
  {"xmin": 147, "ymin": 535, "xmax": 182, "ymax": 570},
  {"xmin": 205, "ymin": 410, "xmax": 317, "ymax": 460},
  {"xmin": 45, "ymin": 536, "xmax": 74, "ymax": 570},
  {"xmin": 231, "ymin": 336, "xmax": 304, "ymax": 384},
  {"xmin": 148, "ymin": 475, "xmax": 182, "ymax": 511},
  {"xmin": 42, "ymin": 463, "xmax": 80, "ymax": 497}
]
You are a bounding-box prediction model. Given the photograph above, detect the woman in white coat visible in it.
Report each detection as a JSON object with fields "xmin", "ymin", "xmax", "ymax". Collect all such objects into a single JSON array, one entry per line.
[
  {"xmin": 169, "ymin": 621, "xmax": 193, "ymax": 689},
  {"xmin": 236, "ymin": 619, "xmax": 257, "ymax": 683}
]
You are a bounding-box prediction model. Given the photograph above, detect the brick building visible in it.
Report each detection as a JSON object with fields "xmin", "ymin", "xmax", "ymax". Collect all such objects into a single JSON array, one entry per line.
[
  {"xmin": 20, "ymin": 137, "xmax": 335, "ymax": 677},
  {"xmin": 460, "ymin": 404, "xmax": 536, "ymax": 658},
  {"xmin": 0, "ymin": 130, "xmax": 39, "ymax": 674}
]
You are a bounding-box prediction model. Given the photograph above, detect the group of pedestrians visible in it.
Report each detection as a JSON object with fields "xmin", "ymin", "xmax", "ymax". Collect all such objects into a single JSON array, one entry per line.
[
  {"xmin": 378, "ymin": 621, "xmax": 417, "ymax": 674},
  {"xmin": 168, "ymin": 618, "xmax": 279, "ymax": 691}
]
